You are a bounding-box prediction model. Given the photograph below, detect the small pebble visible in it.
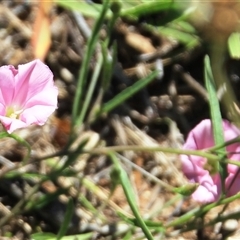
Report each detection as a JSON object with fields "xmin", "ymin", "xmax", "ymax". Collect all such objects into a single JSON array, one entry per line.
[
  {"xmin": 60, "ymin": 68, "xmax": 74, "ymax": 83},
  {"xmin": 222, "ymin": 219, "xmax": 238, "ymax": 232}
]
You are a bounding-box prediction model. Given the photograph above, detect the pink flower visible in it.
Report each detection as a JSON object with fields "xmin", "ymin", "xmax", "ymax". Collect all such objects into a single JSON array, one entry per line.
[
  {"xmin": 181, "ymin": 119, "xmax": 240, "ymax": 203},
  {"xmin": 0, "ymin": 59, "xmax": 58, "ymax": 133}
]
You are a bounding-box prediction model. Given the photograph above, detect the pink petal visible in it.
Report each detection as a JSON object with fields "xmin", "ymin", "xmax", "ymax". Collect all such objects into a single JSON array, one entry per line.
[
  {"xmin": 191, "ymin": 168, "xmax": 221, "ymax": 203},
  {"xmin": 225, "ymin": 173, "xmax": 240, "ymax": 196},
  {"xmin": 0, "ymin": 116, "xmax": 28, "ymax": 133},
  {"xmin": 181, "ymin": 119, "xmax": 240, "ymax": 203},
  {"xmin": 0, "ymin": 65, "xmax": 17, "ymax": 107},
  {"xmin": 0, "ymin": 60, "xmax": 58, "ymax": 133},
  {"xmin": 13, "ymin": 59, "xmax": 55, "ymax": 107},
  {"xmin": 0, "ymin": 103, "xmax": 6, "ymax": 116},
  {"xmin": 181, "ymin": 154, "xmax": 207, "ymax": 181},
  {"xmin": 19, "ymin": 84, "xmax": 58, "ymax": 126},
  {"xmin": 192, "ymin": 184, "xmax": 219, "ymax": 203},
  {"xmin": 188, "ymin": 119, "xmax": 215, "ymax": 149},
  {"xmin": 20, "ymin": 104, "xmax": 57, "ymax": 126},
  {"xmin": 23, "ymin": 84, "xmax": 58, "ymax": 109},
  {"xmin": 223, "ymin": 120, "xmax": 240, "ymax": 142}
]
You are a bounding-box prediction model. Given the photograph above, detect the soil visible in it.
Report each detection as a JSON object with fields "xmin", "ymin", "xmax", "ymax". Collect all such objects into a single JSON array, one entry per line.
[{"xmin": 0, "ymin": 1, "xmax": 240, "ymax": 240}]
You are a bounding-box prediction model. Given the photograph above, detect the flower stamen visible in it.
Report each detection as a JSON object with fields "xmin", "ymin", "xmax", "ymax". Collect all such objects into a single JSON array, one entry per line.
[{"xmin": 6, "ymin": 106, "xmax": 23, "ymax": 119}]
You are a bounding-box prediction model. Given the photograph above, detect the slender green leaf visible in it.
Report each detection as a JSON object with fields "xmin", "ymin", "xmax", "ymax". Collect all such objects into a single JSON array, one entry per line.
[
  {"xmin": 71, "ymin": 0, "xmax": 110, "ymax": 129},
  {"xmin": 228, "ymin": 32, "xmax": 240, "ymax": 59},
  {"xmin": 120, "ymin": 0, "xmax": 178, "ymax": 18},
  {"xmin": 109, "ymin": 152, "xmax": 154, "ymax": 240},
  {"xmin": 204, "ymin": 55, "xmax": 227, "ymax": 192},
  {"xmin": 77, "ymin": 51, "xmax": 103, "ymax": 126},
  {"xmin": 57, "ymin": 198, "xmax": 74, "ymax": 240},
  {"xmin": 100, "ymin": 70, "xmax": 159, "ymax": 114},
  {"xmin": 122, "ymin": 230, "xmax": 133, "ymax": 240},
  {"xmin": 56, "ymin": 0, "xmax": 180, "ymax": 20},
  {"xmin": 55, "ymin": 0, "xmax": 112, "ymax": 19},
  {"xmin": 157, "ymin": 26, "xmax": 199, "ymax": 47},
  {"xmin": 31, "ymin": 232, "xmax": 56, "ymax": 240},
  {"xmin": 4, "ymin": 172, "xmax": 47, "ymax": 180},
  {"xmin": 204, "ymin": 56, "xmax": 224, "ymax": 146},
  {"xmin": 101, "ymin": 41, "xmax": 116, "ymax": 91},
  {"xmin": 31, "ymin": 232, "xmax": 92, "ymax": 240}
]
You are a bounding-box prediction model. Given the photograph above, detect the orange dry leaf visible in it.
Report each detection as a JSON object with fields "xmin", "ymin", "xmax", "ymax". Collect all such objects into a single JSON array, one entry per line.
[{"xmin": 31, "ymin": 0, "xmax": 53, "ymax": 60}]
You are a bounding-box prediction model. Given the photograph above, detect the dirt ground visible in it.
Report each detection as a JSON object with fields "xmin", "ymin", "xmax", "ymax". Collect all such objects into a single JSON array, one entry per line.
[{"xmin": 1, "ymin": 1, "xmax": 240, "ymax": 240}]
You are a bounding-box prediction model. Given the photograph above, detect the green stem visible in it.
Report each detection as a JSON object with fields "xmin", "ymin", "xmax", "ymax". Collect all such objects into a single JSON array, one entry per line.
[
  {"xmin": 166, "ymin": 191, "xmax": 240, "ymax": 229},
  {"xmin": 209, "ymin": 40, "xmax": 240, "ymax": 127},
  {"xmin": 77, "ymin": 51, "xmax": 103, "ymax": 126},
  {"xmin": 109, "ymin": 152, "xmax": 154, "ymax": 240},
  {"xmin": 71, "ymin": 0, "xmax": 110, "ymax": 129},
  {"xmin": 86, "ymin": 145, "xmax": 219, "ymax": 162}
]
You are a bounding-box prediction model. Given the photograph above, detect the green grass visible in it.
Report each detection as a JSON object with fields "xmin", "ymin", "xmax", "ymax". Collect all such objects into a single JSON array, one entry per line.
[{"xmin": 2, "ymin": 1, "xmax": 240, "ymax": 239}]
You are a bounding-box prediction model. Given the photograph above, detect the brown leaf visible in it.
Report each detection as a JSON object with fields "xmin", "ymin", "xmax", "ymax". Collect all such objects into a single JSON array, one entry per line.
[{"xmin": 31, "ymin": 1, "xmax": 53, "ymax": 60}]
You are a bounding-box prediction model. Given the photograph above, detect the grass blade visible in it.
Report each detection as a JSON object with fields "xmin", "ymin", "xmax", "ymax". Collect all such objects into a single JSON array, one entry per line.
[
  {"xmin": 228, "ymin": 32, "xmax": 240, "ymax": 59},
  {"xmin": 100, "ymin": 70, "xmax": 159, "ymax": 115},
  {"xmin": 56, "ymin": 198, "xmax": 74, "ymax": 240},
  {"xmin": 204, "ymin": 56, "xmax": 224, "ymax": 147},
  {"xmin": 71, "ymin": 0, "xmax": 110, "ymax": 129},
  {"xmin": 109, "ymin": 152, "xmax": 154, "ymax": 240},
  {"xmin": 204, "ymin": 55, "xmax": 227, "ymax": 192}
]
